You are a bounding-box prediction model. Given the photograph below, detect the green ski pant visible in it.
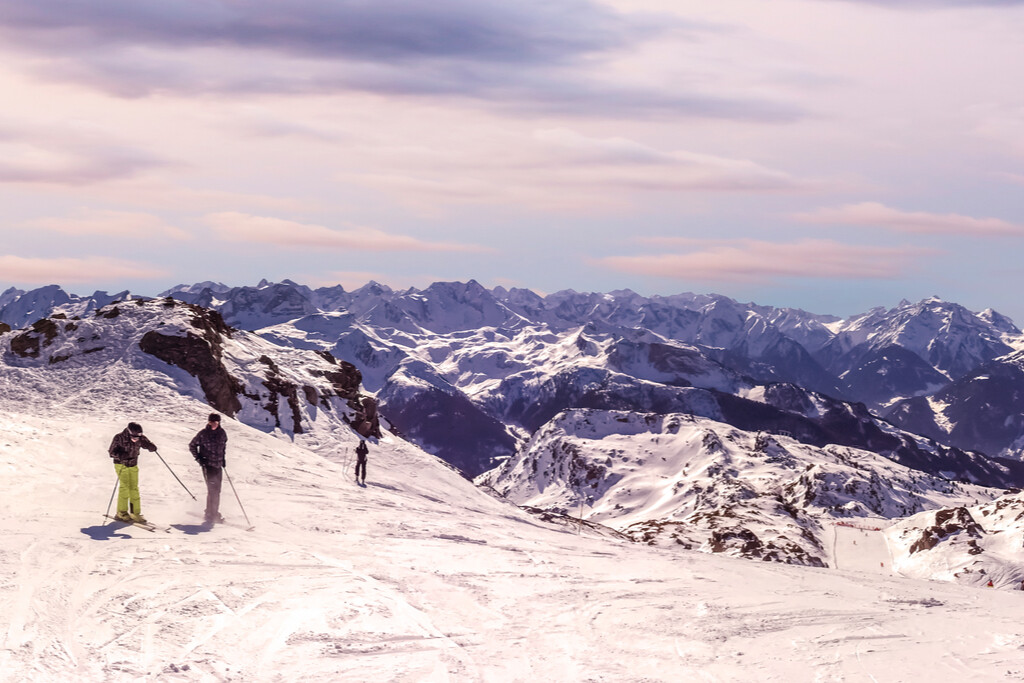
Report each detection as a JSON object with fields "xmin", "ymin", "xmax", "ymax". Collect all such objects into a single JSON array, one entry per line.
[{"xmin": 114, "ymin": 463, "xmax": 141, "ymax": 515}]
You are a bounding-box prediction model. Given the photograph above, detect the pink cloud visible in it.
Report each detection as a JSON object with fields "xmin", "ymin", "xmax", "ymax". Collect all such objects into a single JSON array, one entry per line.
[
  {"xmin": 204, "ymin": 212, "xmax": 490, "ymax": 253},
  {"xmin": 794, "ymin": 202, "xmax": 1024, "ymax": 236},
  {"xmin": 24, "ymin": 208, "xmax": 191, "ymax": 240},
  {"xmin": 595, "ymin": 239, "xmax": 935, "ymax": 282},
  {"xmin": 0, "ymin": 255, "xmax": 168, "ymax": 283}
]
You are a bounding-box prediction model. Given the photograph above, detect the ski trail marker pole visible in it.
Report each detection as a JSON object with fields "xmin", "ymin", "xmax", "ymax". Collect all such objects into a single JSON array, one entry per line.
[
  {"xmin": 154, "ymin": 450, "xmax": 197, "ymax": 500},
  {"xmin": 224, "ymin": 467, "xmax": 254, "ymax": 531}
]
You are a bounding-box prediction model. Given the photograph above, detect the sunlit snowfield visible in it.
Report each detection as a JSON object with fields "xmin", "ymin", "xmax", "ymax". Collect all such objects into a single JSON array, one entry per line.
[{"xmin": 2, "ymin": 404, "xmax": 1024, "ymax": 682}]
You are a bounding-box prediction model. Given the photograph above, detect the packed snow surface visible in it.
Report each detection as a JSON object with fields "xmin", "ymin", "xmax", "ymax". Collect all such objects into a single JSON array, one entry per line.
[{"xmin": 3, "ymin": 410, "xmax": 1024, "ymax": 679}]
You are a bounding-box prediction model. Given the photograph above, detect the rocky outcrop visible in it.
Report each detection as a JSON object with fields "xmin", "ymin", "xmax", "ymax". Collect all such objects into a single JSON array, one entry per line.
[
  {"xmin": 9, "ymin": 318, "xmax": 60, "ymax": 358},
  {"xmin": 137, "ymin": 300, "xmax": 248, "ymax": 417},
  {"xmin": 309, "ymin": 350, "xmax": 363, "ymax": 400},
  {"xmin": 907, "ymin": 507, "xmax": 982, "ymax": 554},
  {"xmin": 305, "ymin": 350, "xmax": 380, "ymax": 436},
  {"xmin": 259, "ymin": 355, "xmax": 303, "ymax": 433},
  {"xmin": 139, "ymin": 330, "xmax": 243, "ymax": 417},
  {"xmin": 351, "ymin": 396, "xmax": 381, "ymax": 439}
]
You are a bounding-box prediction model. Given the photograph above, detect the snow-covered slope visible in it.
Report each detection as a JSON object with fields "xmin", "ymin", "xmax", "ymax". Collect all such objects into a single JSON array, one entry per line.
[
  {"xmin": 887, "ymin": 492, "xmax": 1024, "ymax": 589},
  {"xmin": 0, "ymin": 298, "xmax": 378, "ymax": 446},
  {"xmin": 4, "ymin": 372, "xmax": 1024, "ymax": 679},
  {"xmin": 478, "ymin": 409, "xmax": 1000, "ymax": 568}
]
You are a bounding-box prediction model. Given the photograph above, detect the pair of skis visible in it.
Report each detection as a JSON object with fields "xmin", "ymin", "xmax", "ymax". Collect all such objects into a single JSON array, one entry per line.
[
  {"xmin": 103, "ymin": 513, "xmax": 254, "ymax": 533},
  {"xmin": 102, "ymin": 514, "xmax": 167, "ymax": 533}
]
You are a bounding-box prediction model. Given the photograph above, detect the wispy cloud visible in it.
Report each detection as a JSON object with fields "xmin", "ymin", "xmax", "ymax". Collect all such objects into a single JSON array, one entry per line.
[
  {"xmin": 531, "ymin": 128, "xmax": 804, "ymax": 191},
  {"xmin": 820, "ymin": 1, "xmax": 1024, "ymax": 7},
  {"xmin": 0, "ymin": 123, "xmax": 168, "ymax": 185},
  {"xmin": 24, "ymin": 208, "xmax": 191, "ymax": 240},
  {"xmin": 595, "ymin": 238, "xmax": 934, "ymax": 282},
  {"xmin": 0, "ymin": 254, "xmax": 167, "ymax": 283},
  {"xmin": 205, "ymin": 212, "xmax": 490, "ymax": 252},
  {"xmin": 349, "ymin": 128, "xmax": 808, "ymax": 211},
  {"xmin": 0, "ymin": 1, "xmax": 801, "ymax": 122},
  {"xmin": 794, "ymin": 202, "xmax": 1024, "ymax": 236},
  {"xmin": 0, "ymin": 0, "xmax": 637, "ymax": 63},
  {"xmin": 233, "ymin": 108, "xmax": 346, "ymax": 143}
]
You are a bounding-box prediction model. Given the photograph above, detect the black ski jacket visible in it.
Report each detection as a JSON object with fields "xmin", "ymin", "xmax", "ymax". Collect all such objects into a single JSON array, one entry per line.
[
  {"xmin": 109, "ymin": 428, "xmax": 157, "ymax": 467},
  {"xmin": 189, "ymin": 425, "xmax": 228, "ymax": 467}
]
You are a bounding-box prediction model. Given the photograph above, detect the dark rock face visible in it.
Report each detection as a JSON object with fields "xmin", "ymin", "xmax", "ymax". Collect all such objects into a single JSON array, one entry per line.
[
  {"xmin": 136, "ymin": 301, "xmax": 244, "ymax": 417},
  {"xmin": 9, "ymin": 318, "xmax": 60, "ymax": 358},
  {"xmin": 259, "ymin": 355, "xmax": 303, "ymax": 433},
  {"xmin": 139, "ymin": 330, "xmax": 243, "ymax": 417},
  {"xmin": 310, "ymin": 360, "xmax": 362, "ymax": 401},
  {"xmin": 185, "ymin": 303, "xmax": 234, "ymax": 344},
  {"xmin": 761, "ymin": 382, "xmax": 815, "ymax": 415},
  {"xmin": 0, "ymin": 322, "xmax": 10, "ymax": 334},
  {"xmin": 707, "ymin": 526, "xmax": 826, "ymax": 567},
  {"xmin": 351, "ymin": 396, "xmax": 381, "ymax": 439},
  {"xmin": 908, "ymin": 507, "xmax": 982, "ymax": 554},
  {"xmin": 307, "ymin": 351, "xmax": 378, "ymax": 436}
]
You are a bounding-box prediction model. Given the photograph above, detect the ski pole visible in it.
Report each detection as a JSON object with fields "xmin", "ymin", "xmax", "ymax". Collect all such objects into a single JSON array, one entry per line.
[
  {"xmin": 104, "ymin": 474, "xmax": 120, "ymax": 521},
  {"xmin": 154, "ymin": 450, "xmax": 197, "ymax": 500},
  {"xmin": 224, "ymin": 468, "xmax": 253, "ymax": 530}
]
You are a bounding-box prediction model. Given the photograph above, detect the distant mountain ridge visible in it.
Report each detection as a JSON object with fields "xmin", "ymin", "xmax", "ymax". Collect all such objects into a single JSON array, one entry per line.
[
  {"xmin": 7, "ymin": 280, "xmax": 1024, "ymax": 575},
  {"xmin": 4, "ymin": 280, "xmax": 1024, "ymax": 479}
]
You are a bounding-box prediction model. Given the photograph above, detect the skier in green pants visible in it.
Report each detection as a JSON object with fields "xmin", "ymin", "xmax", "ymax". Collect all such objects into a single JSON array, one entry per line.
[{"xmin": 108, "ymin": 422, "xmax": 158, "ymax": 523}]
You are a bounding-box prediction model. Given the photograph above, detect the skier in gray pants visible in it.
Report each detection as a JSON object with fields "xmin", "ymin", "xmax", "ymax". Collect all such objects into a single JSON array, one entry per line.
[{"xmin": 190, "ymin": 413, "xmax": 228, "ymax": 524}]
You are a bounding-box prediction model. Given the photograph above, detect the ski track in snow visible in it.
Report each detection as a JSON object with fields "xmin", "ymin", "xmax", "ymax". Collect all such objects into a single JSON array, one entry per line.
[
  {"xmin": 830, "ymin": 523, "xmax": 894, "ymax": 575},
  {"xmin": 3, "ymin": 393, "xmax": 1024, "ymax": 680}
]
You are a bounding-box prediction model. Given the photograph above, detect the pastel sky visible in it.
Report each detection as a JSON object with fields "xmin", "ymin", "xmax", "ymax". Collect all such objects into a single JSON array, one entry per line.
[{"xmin": 3, "ymin": 0, "xmax": 1024, "ymax": 320}]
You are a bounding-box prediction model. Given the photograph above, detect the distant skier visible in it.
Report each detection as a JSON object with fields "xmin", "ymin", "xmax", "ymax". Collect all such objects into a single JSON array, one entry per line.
[
  {"xmin": 189, "ymin": 413, "xmax": 228, "ymax": 524},
  {"xmin": 108, "ymin": 422, "xmax": 158, "ymax": 523},
  {"xmin": 355, "ymin": 440, "xmax": 369, "ymax": 485}
]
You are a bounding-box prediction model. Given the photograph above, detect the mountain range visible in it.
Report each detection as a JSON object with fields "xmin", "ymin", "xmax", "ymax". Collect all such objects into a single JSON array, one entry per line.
[{"xmin": 4, "ymin": 279, "xmax": 1024, "ymax": 578}]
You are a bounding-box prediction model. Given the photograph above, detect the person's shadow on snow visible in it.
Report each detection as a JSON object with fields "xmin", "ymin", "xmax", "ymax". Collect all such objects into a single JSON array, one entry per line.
[
  {"xmin": 171, "ymin": 523, "xmax": 213, "ymax": 535},
  {"xmin": 81, "ymin": 524, "xmax": 131, "ymax": 540}
]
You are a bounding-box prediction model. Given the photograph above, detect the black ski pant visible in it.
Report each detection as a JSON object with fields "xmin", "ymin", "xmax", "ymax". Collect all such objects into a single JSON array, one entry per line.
[
  {"xmin": 202, "ymin": 465, "xmax": 223, "ymax": 519},
  {"xmin": 355, "ymin": 456, "xmax": 367, "ymax": 483}
]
